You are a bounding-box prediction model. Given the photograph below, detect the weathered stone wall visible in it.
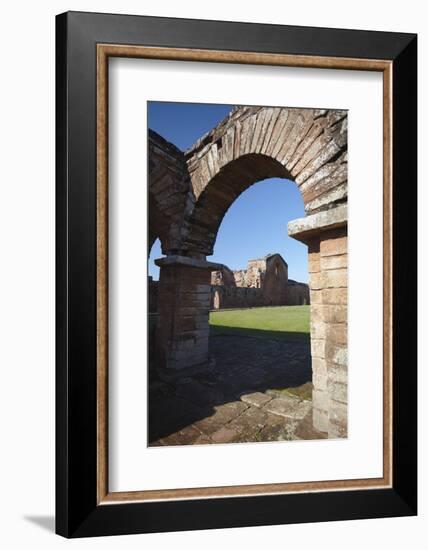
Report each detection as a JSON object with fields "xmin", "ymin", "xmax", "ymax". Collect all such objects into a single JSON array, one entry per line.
[
  {"xmin": 210, "ymin": 281, "xmax": 309, "ymax": 310},
  {"xmin": 263, "ymin": 254, "xmax": 289, "ymax": 305},
  {"xmin": 209, "ymin": 252, "xmax": 308, "ymax": 309},
  {"xmin": 211, "ymin": 264, "xmax": 236, "ymax": 287},
  {"xmin": 286, "ymin": 280, "xmax": 310, "ymax": 305},
  {"xmin": 211, "ymin": 286, "xmax": 265, "ymax": 310}
]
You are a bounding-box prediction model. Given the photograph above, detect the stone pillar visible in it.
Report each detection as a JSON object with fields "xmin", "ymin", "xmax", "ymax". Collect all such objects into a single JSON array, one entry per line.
[
  {"xmin": 154, "ymin": 255, "xmax": 222, "ymax": 378},
  {"xmin": 289, "ymin": 205, "xmax": 348, "ymax": 437}
]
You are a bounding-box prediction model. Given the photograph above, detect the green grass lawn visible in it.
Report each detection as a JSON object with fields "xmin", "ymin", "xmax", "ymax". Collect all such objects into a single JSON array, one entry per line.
[{"xmin": 209, "ymin": 305, "xmax": 310, "ymax": 342}]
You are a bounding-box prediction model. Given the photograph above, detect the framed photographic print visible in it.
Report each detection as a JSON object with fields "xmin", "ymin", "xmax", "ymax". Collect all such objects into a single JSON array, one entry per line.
[{"xmin": 56, "ymin": 11, "xmax": 417, "ymax": 537}]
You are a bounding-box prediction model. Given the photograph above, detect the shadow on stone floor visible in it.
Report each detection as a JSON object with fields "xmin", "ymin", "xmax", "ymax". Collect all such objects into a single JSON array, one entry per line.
[
  {"xmin": 148, "ymin": 326, "xmax": 315, "ymax": 444},
  {"xmin": 210, "ymin": 324, "xmax": 310, "ymax": 342}
]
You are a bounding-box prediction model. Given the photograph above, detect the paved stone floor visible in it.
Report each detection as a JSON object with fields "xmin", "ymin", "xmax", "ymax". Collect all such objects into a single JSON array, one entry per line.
[{"xmin": 149, "ymin": 331, "xmax": 328, "ymax": 446}]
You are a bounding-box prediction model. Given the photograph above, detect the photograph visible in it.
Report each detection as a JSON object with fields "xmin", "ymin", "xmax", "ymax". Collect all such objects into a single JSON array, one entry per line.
[{"xmin": 147, "ymin": 101, "xmax": 348, "ymax": 446}]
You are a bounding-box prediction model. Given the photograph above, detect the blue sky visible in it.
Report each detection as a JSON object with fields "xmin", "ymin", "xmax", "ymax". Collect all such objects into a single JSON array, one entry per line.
[{"xmin": 148, "ymin": 102, "xmax": 308, "ymax": 283}]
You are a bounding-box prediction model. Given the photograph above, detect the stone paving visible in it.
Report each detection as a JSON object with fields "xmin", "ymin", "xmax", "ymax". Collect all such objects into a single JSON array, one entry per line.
[{"xmin": 148, "ymin": 331, "xmax": 328, "ymax": 446}]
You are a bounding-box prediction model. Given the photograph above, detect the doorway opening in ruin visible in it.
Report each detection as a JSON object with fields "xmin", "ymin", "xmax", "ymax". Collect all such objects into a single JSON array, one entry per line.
[{"xmin": 207, "ymin": 176, "xmax": 312, "ymax": 404}]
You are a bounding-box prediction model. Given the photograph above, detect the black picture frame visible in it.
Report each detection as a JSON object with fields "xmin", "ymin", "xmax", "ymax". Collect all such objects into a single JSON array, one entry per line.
[{"xmin": 56, "ymin": 10, "xmax": 417, "ymax": 538}]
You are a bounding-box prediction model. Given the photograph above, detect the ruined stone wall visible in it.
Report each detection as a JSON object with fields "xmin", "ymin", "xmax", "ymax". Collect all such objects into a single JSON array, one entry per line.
[
  {"xmin": 232, "ymin": 269, "xmax": 249, "ymax": 287},
  {"xmin": 210, "ymin": 265, "xmax": 236, "ymax": 287},
  {"xmin": 210, "ymin": 281, "xmax": 309, "ymax": 310},
  {"xmin": 244, "ymin": 259, "xmax": 266, "ymax": 288},
  {"xmin": 210, "ymin": 253, "xmax": 304, "ymax": 309},
  {"xmin": 211, "ymin": 286, "xmax": 265, "ymax": 310},
  {"xmin": 284, "ymin": 281, "xmax": 310, "ymax": 306}
]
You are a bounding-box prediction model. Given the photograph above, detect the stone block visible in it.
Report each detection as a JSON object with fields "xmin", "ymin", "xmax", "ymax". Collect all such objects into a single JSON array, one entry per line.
[
  {"xmin": 312, "ymin": 370, "xmax": 328, "ymax": 391},
  {"xmin": 280, "ymin": 113, "xmax": 314, "ymax": 166},
  {"xmin": 321, "ymin": 305, "xmax": 347, "ymax": 324},
  {"xmin": 308, "ymin": 254, "xmax": 320, "ymax": 273},
  {"xmin": 266, "ymin": 109, "xmax": 290, "ymax": 156},
  {"xmin": 320, "ymin": 233, "xmax": 348, "ymax": 257},
  {"xmin": 302, "ymin": 163, "xmax": 347, "ymax": 205},
  {"xmin": 260, "ymin": 107, "xmax": 282, "ymax": 154},
  {"xmin": 325, "ymin": 343, "xmax": 348, "ymax": 366},
  {"xmin": 287, "ymin": 116, "xmax": 329, "ymax": 172},
  {"xmin": 224, "ymin": 126, "xmax": 236, "ymax": 164},
  {"xmin": 240, "ymin": 392, "xmax": 273, "ymax": 408},
  {"xmin": 193, "ymin": 401, "xmax": 248, "ymax": 436},
  {"xmin": 227, "ymin": 406, "xmax": 269, "ymax": 435},
  {"xmin": 310, "ymin": 290, "xmax": 323, "ymax": 305},
  {"xmin": 328, "ymin": 400, "xmax": 348, "ymax": 438},
  {"xmin": 327, "ymin": 379, "xmax": 347, "ymax": 404},
  {"xmin": 321, "ymin": 269, "xmax": 348, "ymax": 289},
  {"xmin": 328, "ymin": 421, "xmax": 347, "ymax": 439},
  {"xmin": 311, "ymin": 304, "xmax": 326, "ymax": 323},
  {"xmin": 263, "ymin": 395, "xmax": 311, "ymax": 420},
  {"xmin": 247, "ymin": 109, "xmax": 266, "ymax": 154},
  {"xmin": 312, "ymin": 356, "xmax": 327, "ymax": 376},
  {"xmin": 320, "ymin": 254, "xmax": 348, "ymax": 271},
  {"xmin": 309, "ymin": 272, "xmax": 323, "ymax": 290},
  {"xmin": 311, "ymin": 338, "xmax": 325, "ymax": 359},
  {"xmin": 313, "ymin": 407, "xmax": 328, "ymax": 433},
  {"xmin": 255, "ymin": 107, "xmax": 275, "ymax": 153},
  {"xmin": 312, "ymin": 388, "xmax": 329, "ymax": 413},
  {"xmin": 310, "ymin": 319, "xmax": 326, "ymax": 338},
  {"xmin": 305, "ymin": 182, "xmax": 347, "ymax": 213},
  {"xmin": 179, "ymin": 317, "xmax": 196, "ymax": 332},
  {"xmin": 295, "ymin": 139, "xmax": 343, "ymax": 185},
  {"xmin": 327, "ymin": 363, "xmax": 347, "ymax": 385},
  {"xmin": 322, "ymin": 288, "xmax": 348, "ymax": 305},
  {"xmin": 211, "ymin": 426, "xmax": 239, "ymax": 444}
]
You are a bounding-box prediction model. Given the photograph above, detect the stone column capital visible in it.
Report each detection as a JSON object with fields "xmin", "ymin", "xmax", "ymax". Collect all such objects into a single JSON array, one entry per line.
[{"xmin": 288, "ymin": 204, "xmax": 347, "ymax": 244}]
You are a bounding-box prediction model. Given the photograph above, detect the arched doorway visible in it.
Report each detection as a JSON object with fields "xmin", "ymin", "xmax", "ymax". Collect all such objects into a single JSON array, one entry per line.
[{"xmin": 205, "ymin": 177, "xmax": 312, "ymax": 437}]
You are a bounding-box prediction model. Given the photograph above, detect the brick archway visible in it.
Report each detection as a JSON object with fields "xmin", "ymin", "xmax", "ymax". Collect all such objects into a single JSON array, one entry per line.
[
  {"xmin": 149, "ymin": 105, "xmax": 348, "ymax": 437},
  {"xmin": 183, "ymin": 106, "xmax": 347, "ymax": 257}
]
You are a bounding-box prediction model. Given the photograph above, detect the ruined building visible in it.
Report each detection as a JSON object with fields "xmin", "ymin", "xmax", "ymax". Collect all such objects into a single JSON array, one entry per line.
[{"xmin": 210, "ymin": 253, "xmax": 309, "ymax": 309}]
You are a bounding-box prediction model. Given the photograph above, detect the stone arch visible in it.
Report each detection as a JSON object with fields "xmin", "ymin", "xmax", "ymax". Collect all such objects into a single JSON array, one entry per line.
[
  {"xmin": 183, "ymin": 106, "xmax": 347, "ymax": 257},
  {"xmin": 184, "ymin": 153, "xmax": 290, "ymax": 256}
]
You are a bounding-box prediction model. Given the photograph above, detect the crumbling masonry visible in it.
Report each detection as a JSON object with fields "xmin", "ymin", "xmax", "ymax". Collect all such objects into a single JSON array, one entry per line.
[
  {"xmin": 210, "ymin": 253, "xmax": 309, "ymax": 309},
  {"xmin": 149, "ymin": 106, "xmax": 348, "ymax": 437}
]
